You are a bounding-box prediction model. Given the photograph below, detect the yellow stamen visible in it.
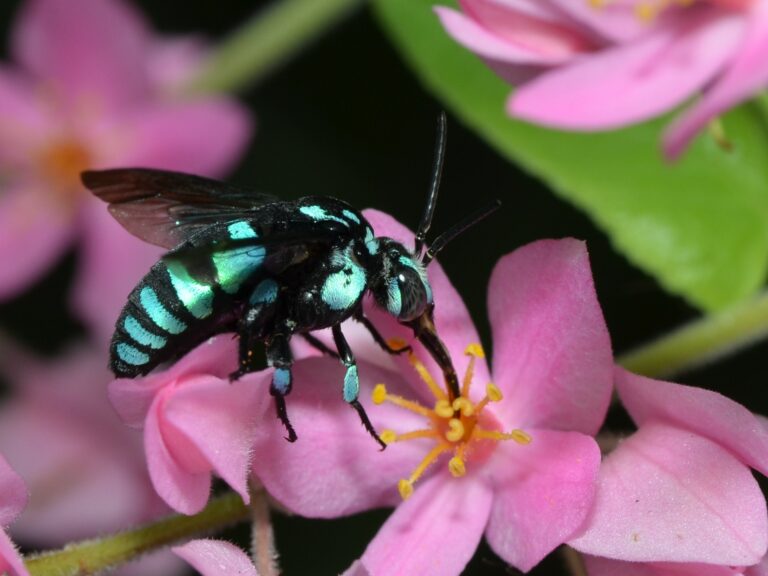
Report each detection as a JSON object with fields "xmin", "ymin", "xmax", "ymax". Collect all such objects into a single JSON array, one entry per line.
[
  {"xmin": 375, "ymin": 343, "xmax": 532, "ymax": 499},
  {"xmin": 445, "ymin": 418, "xmax": 465, "ymax": 442},
  {"xmin": 398, "ymin": 479, "xmax": 414, "ymax": 500},
  {"xmin": 387, "ymin": 338, "xmax": 409, "ymax": 352},
  {"xmin": 406, "ymin": 351, "xmax": 446, "ymax": 401},
  {"xmin": 434, "ymin": 399, "xmax": 454, "ymax": 418},
  {"xmin": 448, "ymin": 456, "xmax": 466, "ymax": 478},
  {"xmin": 371, "ymin": 385, "xmax": 433, "ymax": 418}
]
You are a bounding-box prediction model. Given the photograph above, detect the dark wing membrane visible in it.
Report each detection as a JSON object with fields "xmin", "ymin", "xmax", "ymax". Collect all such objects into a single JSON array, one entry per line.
[{"xmin": 81, "ymin": 168, "xmax": 279, "ymax": 249}]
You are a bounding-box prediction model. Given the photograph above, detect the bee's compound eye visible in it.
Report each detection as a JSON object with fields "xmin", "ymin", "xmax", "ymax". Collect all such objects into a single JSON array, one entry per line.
[{"xmin": 394, "ymin": 268, "xmax": 427, "ymax": 322}]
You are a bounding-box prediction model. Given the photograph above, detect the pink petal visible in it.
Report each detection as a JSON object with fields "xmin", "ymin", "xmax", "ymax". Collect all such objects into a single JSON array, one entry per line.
[
  {"xmin": 172, "ymin": 539, "xmax": 259, "ymax": 576},
  {"xmin": 13, "ymin": 0, "xmax": 149, "ymax": 107},
  {"xmin": 487, "ymin": 239, "xmax": 612, "ymax": 434},
  {"xmin": 616, "ymin": 368, "xmax": 768, "ymax": 478},
  {"xmin": 746, "ymin": 554, "xmax": 768, "ymax": 576},
  {"xmin": 0, "ymin": 184, "xmax": 75, "ymax": 300},
  {"xmin": 341, "ymin": 561, "xmax": 372, "ymax": 576},
  {"xmin": 362, "ymin": 209, "xmax": 491, "ymax": 402},
  {"xmin": 72, "ymin": 198, "xmax": 162, "ymax": 344},
  {"xmin": 664, "ymin": 3, "xmax": 768, "ymax": 159},
  {"xmin": 509, "ymin": 12, "xmax": 744, "ymax": 130},
  {"xmin": 162, "ymin": 374, "xmax": 266, "ymax": 505},
  {"xmin": 360, "ymin": 473, "xmax": 493, "ymax": 576},
  {"xmin": 583, "ymin": 555, "xmax": 744, "ymax": 576},
  {"xmin": 0, "ymin": 530, "xmax": 29, "ymax": 576},
  {"xmin": 0, "ymin": 455, "xmax": 27, "ymax": 528},
  {"xmin": 570, "ymin": 423, "xmax": 767, "ymax": 565},
  {"xmin": 544, "ymin": 0, "xmax": 654, "ymax": 42},
  {"xmin": 144, "ymin": 391, "xmax": 211, "ymax": 515},
  {"xmin": 12, "ymin": 0, "xmax": 150, "ymax": 111},
  {"xmin": 485, "ymin": 429, "xmax": 601, "ymax": 572},
  {"xmin": 114, "ymin": 99, "xmax": 253, "ymax": 178},
  {"xmin": 435, "ymin": 6, "xmax": 585, "ymax": 65},
  {"xmin": 146, "ymin": 36, "xmax": 207, "ymax": 94},
  {"xmin": 0, "ymin": 67, "xmax": 48, "ymax": 161},
  {"xmin": 252, "ymin": 357, "xmax": 430, "ymax": 518},
  {"xmin": 109, "ymin": 336, "xmax": 239, "ymax": 426}
]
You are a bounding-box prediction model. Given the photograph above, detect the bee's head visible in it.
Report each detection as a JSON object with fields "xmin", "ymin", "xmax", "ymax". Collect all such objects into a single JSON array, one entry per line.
[{"xmin": 370, "ymin": 238, "xmax": 433, "ymax": 323}]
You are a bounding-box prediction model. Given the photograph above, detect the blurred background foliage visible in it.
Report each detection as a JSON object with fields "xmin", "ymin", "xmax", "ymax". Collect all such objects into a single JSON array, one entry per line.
[{"xmin": 1, "ymin": 1, "xmax": 766, "ymax": 574}]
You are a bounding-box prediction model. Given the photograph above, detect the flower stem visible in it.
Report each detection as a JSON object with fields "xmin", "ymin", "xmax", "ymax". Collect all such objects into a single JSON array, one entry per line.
[
  {"xmin": 186, "ymin": 0, "xmax": 366, "ymax": 94},
  {"xmin": 250, "ymin": 489, "xmax": 279, "ymax": 576},
  {"xmin": 617, "ymin": 289, "xmax": 768, "ymax": 378},
  {"xmin": 25, "ymin": 492, "xmax": 249, "ymax": 576}
]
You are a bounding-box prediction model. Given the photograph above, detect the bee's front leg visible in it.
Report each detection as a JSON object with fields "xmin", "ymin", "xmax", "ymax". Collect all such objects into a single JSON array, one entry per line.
[{"xmin": 331, "ymin": 324, "xmax": 386, "ymax": 450}]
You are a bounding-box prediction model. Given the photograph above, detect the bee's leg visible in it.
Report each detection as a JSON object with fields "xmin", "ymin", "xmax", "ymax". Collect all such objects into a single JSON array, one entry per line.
[
  {"xmin": 331, "ymin": 324, "xmax": 386, "ymax": 450},
  {"xmin": 300, "ymin": 332, "xmax": 340, "ymax": 358},
  {"xmin": 265, "ymin": 332, "xmax": 297, "ymax": 442},
  {"xmin": 231, "ymin": 279, "xmax": 279, "ymax": 381},
  {"xmin": 353, "ymin": 311, "xmax": 411, "ymax": 355}
]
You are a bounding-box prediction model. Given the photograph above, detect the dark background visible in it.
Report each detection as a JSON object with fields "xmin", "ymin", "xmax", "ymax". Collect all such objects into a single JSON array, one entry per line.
[{"xmin": 1, "ymin": 1, "xmax": 765, "ymax": 574}]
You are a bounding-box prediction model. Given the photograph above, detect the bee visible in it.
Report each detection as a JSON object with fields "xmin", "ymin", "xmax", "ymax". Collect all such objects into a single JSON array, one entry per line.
[{"xmin": 81, "ymin": 114, "xmax": 497, "ymax": 447}]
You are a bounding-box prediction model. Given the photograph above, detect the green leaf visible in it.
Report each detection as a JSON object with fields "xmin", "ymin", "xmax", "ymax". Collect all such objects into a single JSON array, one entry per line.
[{"xmin": 372, "ymin": 0, "xmax": 768, "ymax": 311}]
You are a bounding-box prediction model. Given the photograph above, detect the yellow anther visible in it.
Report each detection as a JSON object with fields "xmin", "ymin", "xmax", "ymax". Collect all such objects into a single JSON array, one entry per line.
[
  {"xmin": 434, "ymin": 399, "xmax": 454, "ymax": 418},
  {"xmin": 486, "ymin": 383, "xmax": 503, "ymax": 402},
  {"xmin": 448, "ymin": 456, "xmax": 466, "ymax": 478},
  {"xmin": 464, "ymin": 343, "xmax": 485, "ymax": 358},
  {"xmin": 588, "ymin": 0, "xmax": 605, "ymax": 8},
  {"xmin": 372, "ymin": 384, "xmax": 388, "ymax": 405},
  {"xmin": 380, "ymin": 430, "xmax": 397, "ymax": 445},
  {"xmin": 387, "ymin": 338, "xmax": 409, "ymax": 352},
  {"xmin": 452, "ymin": 397, "xmax": 474, "ymax": 417},
  {"xmin": 510, "ymin": 429, "xmax": 532, "ymax": 445},
  {"xmin": 445, "ymin": 418, "xmax": 465, "ymax": 442},
  {"xmin": 398, "ymin": 479, "xmax": 414, "ymax": 500}
]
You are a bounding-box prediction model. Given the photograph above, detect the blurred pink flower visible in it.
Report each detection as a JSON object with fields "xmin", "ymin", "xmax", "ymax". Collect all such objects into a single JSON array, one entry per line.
[
  {"xmin": 435, "ymin": 0, "xmax": 768, "ymax": 158},
  {"xmin": 0, "ymin": 0, "xmax": 252, "ymax": 339},
  {"xmin": 569, "ymin": 368, "xmax": 768, "ymax": 570},
  {"xmin": 172, "ymin": 539, "xmax": 260, "ymax": 576},
  {"xmin": 0, "ymin": 340, "xmax": 184, "ymax": 575},
  {"xmin": 250, "ymin": 210, "xmax": 614, "ymax": 575},
  {"xmin": 0, "ymin": 454, "xmax": 30, "ymax": 576},
  {"xmin": 109, "ymin": 336, "xmax": 266, "ymax": 515}
]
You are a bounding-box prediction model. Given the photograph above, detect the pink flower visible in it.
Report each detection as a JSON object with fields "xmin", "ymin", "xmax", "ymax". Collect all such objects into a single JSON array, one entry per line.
[
  {"xmin": 0, "ymin": 341, "xmax": 185, "ymax": 575},
  {"xmin": 108, "ymin": 336, "xmax": 267, "ymax": 515},
  {"xmin": 0, "ymin": 454, "xmax": 30, "ymax": 576},
  {"xmin": 569, "ymin": 368, "xmax": 768, "ymax": 571},
  {"xmin": 435, "ymin": 0, "xmax": 768, "ymax": 158},
  {"xmin": 250, "ymin": 210, "xmax": 614, "ymax": 575},
  {"xmin": 172, "ymin": 539, "xmax": 260, "ymax": 576},
  {"xmin": 0, "ymin": 0, "xmax": 252, "ymax": 338}
]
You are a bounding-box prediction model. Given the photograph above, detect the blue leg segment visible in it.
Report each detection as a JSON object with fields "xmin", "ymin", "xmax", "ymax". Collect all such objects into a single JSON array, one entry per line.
[
  {"xmin": 331, "ymin": 324, "xmax": 386, "ymax": 450},
  {"xmin": 266, "ymin": 333, "xmax": 297, "ymax": 442}
]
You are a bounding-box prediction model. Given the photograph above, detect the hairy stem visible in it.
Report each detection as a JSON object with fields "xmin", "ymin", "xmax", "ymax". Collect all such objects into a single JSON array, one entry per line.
[
  {"xmin": 25, "ymin": 492, "xmax": 249, "ymax": 576},
  {"xmin": 186, "ymin": 0, "xmax": 366, "ymax": 94},
  {"xmin": 617, "ymin": 289, "xmax": 768, "ymax": 378},
  {"xmin": 250, "ymin": 490, "xmax": 279, "ymax": 576}
]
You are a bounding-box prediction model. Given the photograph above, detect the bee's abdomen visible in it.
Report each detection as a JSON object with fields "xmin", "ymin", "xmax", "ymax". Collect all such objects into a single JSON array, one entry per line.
[{"xmin": 110, "ymin": 260, "xmax": 224, "ymax": 377}]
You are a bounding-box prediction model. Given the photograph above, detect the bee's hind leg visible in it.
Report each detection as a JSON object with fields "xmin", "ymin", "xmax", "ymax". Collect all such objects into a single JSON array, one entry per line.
[
  {"xmin": 265, "ymin": 332, "xmax": 297, "ymax": 443},
  {"xmin": 331, "ymin": 324, "xmax": 386, "ymax": 450}
]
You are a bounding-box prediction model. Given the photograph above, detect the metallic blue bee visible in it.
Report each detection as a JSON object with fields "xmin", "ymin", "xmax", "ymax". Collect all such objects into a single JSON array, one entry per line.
[{"xmin": 81, "ymin": 114, "xmax": 496, "ymax": 447}]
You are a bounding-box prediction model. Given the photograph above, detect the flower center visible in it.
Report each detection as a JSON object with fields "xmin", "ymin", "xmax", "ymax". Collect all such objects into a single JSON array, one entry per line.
[
  {"xmin": 372, "ymin": 342, "xmax": 531, "ymax": 500},
  {"xmin": 588, "ymin": 0, "xmax": 751, "ymax": 23},
  {"xmin": 37, "ymin": 139, "xmax": 92, "ymax": 203}
]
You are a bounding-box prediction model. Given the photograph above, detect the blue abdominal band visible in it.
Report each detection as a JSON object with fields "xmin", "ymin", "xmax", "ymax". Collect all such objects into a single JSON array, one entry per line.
[
  {"xmin": 123, "ymin": 315, "xmax": 166, "ymax": 349},
  {"xmin": 116, "ymin": 342, "xmax": 150, "ymax": 366},
  {"xmin": 343, "ymin": 365, "xmax": 359, "ymax": 403},
  {"xmin": 139, "ymin": 287, "xmax": 186, "ymax": 334}
]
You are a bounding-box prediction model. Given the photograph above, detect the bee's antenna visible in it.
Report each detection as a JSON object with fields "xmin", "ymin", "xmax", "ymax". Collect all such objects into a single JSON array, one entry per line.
[
  {"xmin": 414, "ymin": 111, "xmax": 447, "ymax": 256},
  {"xmin": 421, "ymin": 200, "xmax": 501, "ymax": 266}
]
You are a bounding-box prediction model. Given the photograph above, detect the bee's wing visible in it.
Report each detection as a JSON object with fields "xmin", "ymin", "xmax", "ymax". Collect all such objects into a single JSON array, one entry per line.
[{"xmin": 81, "ymin": 168, "xmax": 280, "ymax": 249}]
